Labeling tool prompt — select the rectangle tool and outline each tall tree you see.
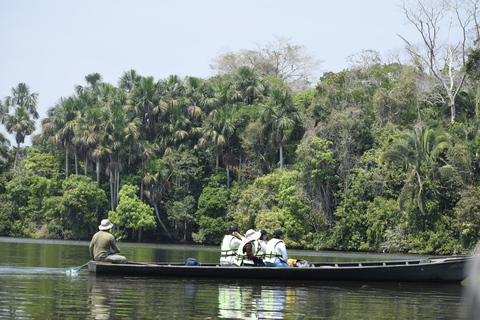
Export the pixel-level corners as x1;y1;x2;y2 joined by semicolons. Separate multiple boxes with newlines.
398;0;480;123
74;106;105;186
42;96;80;177
199;106;236;187
2;83;39;168
118;69;142;93
127;76;163;141
260;89;301;169
381;126;452;215
211;35;322;92
5;108;36;169
143;159;173;240
4;83;39;119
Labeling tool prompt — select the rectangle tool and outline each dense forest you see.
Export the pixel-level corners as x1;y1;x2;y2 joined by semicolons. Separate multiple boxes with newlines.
2;1;480;255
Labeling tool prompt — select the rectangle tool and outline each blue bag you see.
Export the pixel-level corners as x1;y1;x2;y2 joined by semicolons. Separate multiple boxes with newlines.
185;258;201;266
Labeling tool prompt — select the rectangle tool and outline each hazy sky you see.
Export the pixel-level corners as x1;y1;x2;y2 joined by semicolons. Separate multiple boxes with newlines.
0;0;423;144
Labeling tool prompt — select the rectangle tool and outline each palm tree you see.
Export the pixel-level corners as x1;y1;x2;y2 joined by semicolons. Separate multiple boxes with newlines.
127;76;164;141
0;131;12;164
4;83;39;119
5;107;36;168
381;126;452;215
74;106;105;185
75;73;103;95
229;66;266;105
118;69;142;93
260;89;300;169
2;83;39;168
42;96;81;177
138;140;158;201
198;106;236;187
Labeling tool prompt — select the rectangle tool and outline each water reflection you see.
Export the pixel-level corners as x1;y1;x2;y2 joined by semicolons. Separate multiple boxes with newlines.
0;238;469;319
218;284;303;319
88;276;119;319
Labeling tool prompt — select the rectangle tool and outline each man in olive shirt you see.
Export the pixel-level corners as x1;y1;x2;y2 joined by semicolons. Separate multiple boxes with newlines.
89;219;127;264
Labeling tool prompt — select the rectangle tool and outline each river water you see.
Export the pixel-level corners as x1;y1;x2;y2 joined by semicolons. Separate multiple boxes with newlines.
0;237;472;319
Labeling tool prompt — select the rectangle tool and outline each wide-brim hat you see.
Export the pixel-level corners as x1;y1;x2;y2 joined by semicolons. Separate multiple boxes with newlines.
99;219;114;230
244;229;261;242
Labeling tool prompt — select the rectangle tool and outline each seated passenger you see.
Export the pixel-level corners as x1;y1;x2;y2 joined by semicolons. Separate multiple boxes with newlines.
234;229;264;266
89;219;127;264
220;224;245;266
264;229;290;267
256;229;269;261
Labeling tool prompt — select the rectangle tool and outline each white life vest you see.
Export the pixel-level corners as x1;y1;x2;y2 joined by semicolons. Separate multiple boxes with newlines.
264;238;286;264
234;240;258;266
220;235;237;264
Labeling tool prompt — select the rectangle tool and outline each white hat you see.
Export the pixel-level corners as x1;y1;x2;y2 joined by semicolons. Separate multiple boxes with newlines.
244;229;261;242
99;219;114;230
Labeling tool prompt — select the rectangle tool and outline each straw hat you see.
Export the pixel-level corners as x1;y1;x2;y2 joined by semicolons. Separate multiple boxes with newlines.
244;229;261;242
98;219;114;230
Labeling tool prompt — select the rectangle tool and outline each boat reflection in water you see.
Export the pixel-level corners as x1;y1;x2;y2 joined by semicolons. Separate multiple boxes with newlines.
218;284;297;319
87;275;126;320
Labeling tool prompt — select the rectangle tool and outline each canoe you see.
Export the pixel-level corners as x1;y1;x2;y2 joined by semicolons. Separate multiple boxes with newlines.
87;255;472;283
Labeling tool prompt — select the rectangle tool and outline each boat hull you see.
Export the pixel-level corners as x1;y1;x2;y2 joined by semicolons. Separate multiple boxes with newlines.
88;255;471;283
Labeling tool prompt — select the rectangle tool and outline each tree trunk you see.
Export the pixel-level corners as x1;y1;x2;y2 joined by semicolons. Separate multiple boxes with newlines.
109;171;114;211
226;164;230;188
184;220;187;241
66;148;69;178
154;204;172;241
138;226;143;242
279;145;284;169
74;145;78;175
96;160;100;187
84;154;88;175
14;142;20;169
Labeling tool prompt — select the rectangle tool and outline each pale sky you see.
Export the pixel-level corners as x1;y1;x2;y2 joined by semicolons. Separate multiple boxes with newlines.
0;0;424;145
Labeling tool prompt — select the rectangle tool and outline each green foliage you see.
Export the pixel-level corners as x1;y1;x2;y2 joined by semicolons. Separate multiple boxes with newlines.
455;185;480;249
404;216;458;254
362;198;403;252
295;136;338;223
4;58;480;252
109;184;156;240
230;170;311;247
0;194;13;235
43;175;107;239
167;193;196;241
193;183;230;245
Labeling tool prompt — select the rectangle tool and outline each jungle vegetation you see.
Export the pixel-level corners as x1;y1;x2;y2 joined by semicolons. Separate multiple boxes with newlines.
1;1;480;254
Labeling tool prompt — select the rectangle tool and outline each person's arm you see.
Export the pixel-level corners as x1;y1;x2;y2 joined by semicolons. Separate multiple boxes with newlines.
89;234;96;260
230;237;243;249
277;242;288;260
258;241;266;253
232;231;246;241
110;235;121;253
89;241;94;260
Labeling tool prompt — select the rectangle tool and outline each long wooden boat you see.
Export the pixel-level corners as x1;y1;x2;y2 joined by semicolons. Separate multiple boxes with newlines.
87;255;472;283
